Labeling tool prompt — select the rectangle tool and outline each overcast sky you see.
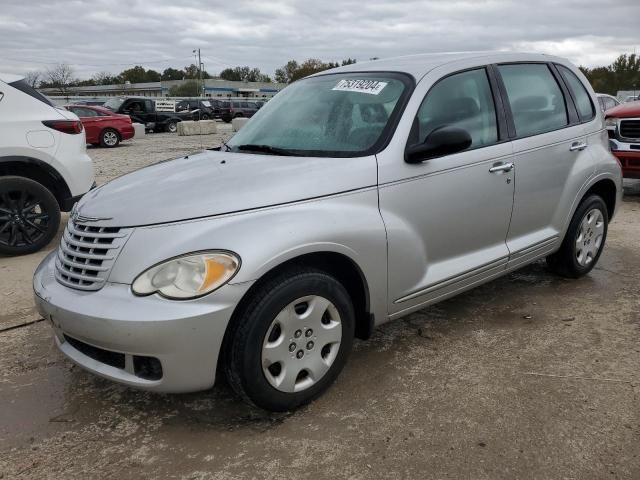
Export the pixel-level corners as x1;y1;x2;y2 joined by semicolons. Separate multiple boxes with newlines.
1;0;639;80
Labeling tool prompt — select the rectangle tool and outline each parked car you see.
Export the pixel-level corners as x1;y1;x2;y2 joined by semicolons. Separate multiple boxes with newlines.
103;97;192;132
34;53;621;411
73;100;106;106
0;73;95;255
176;99;215;120
66;105;135;148
623;95;639;103
596;93;620;112
605;101;640;178
221;100;259;123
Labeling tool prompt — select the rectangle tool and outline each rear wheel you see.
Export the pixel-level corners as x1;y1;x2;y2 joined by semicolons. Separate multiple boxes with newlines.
224;268;355;411
0;176;60;256
99;128;120;147
165;120;178;133
546;195;608;278
201;113;210;120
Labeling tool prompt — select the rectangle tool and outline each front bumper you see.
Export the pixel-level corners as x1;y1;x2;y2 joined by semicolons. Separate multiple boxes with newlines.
610;138;640;179
33;252;252;393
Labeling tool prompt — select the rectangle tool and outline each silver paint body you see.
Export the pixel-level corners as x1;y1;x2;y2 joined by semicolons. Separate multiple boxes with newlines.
33;52;622;392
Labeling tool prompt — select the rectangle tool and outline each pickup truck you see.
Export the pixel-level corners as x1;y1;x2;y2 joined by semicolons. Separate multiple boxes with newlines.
102;97;193;133
606;101;640;178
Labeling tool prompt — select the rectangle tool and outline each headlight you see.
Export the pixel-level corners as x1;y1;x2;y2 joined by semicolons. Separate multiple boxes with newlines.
605;117;618;128
132;251;240;299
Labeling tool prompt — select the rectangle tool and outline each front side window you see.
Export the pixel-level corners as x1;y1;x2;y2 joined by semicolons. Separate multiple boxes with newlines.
227;73;410;157
413;68;498;149
557;65;595;121
498;64;568;137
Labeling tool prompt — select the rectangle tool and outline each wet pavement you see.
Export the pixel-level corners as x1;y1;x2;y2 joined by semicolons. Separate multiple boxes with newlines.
1;158;639;478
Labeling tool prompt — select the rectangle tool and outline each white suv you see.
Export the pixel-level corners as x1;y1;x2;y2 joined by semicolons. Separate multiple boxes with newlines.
0;74;95;255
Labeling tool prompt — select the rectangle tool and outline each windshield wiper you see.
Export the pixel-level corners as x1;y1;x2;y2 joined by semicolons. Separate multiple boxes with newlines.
235;144;300;156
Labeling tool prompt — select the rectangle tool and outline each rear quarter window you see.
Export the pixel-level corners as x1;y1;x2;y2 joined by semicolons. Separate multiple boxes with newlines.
557;65;595;121
9;79;53;106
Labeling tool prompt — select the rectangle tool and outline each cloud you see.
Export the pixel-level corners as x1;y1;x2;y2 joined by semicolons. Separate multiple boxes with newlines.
0;0;638;78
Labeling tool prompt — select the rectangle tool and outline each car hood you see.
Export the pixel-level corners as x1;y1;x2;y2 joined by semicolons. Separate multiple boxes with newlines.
606;102;640;118
75;150;377;227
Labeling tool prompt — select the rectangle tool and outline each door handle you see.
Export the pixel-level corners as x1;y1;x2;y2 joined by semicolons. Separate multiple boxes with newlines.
569;142;587;152
489;162;514;173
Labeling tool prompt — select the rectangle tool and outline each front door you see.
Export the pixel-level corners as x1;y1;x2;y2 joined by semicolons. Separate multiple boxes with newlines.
378;67;515;317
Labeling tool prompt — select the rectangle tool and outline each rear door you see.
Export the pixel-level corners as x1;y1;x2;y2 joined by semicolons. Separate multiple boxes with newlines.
70;106;101;144
495;63;594;268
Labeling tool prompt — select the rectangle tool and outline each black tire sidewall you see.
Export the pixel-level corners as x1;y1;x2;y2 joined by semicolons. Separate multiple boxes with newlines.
0;176;61;256
558;195;609;277
100;129;119;148
230;271;355;411
166;121;177;132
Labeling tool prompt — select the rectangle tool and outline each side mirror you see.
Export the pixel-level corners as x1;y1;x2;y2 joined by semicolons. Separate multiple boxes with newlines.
405;126;472;163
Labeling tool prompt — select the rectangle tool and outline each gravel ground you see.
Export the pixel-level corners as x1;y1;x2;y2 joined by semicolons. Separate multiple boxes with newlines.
0;133;639;479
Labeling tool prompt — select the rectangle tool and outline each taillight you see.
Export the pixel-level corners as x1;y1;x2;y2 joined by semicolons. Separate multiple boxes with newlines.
42;120;83;134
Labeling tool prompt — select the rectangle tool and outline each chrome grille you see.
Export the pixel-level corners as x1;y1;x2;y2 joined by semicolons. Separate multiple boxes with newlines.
619;119;640;140
55;220;131;291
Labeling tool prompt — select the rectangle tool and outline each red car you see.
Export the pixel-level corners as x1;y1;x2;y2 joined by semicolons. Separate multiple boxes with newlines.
65;104;135;148
605;101;640;178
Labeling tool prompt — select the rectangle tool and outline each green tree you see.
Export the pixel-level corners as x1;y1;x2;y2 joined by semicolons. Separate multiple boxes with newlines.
220;66;271;82
119;66;148;83
145;69;161;82
162;67;184;81
168;80;201;97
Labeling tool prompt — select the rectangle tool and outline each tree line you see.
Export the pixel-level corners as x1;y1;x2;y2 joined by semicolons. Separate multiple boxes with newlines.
27;57;360;95
579;54;640;96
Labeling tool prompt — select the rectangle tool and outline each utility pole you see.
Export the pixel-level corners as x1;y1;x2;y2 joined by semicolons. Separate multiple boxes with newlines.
193;48;204;97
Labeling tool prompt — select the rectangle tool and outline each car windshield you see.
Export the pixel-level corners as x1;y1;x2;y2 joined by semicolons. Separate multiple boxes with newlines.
226;73;411;157
103;98;125;111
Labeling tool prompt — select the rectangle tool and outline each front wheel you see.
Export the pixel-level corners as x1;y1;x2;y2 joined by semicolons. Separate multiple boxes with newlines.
0;176;60;256
224;268;355;411
546;195;608;278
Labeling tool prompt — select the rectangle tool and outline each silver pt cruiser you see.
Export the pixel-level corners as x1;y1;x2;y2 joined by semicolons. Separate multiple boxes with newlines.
34;52;622;411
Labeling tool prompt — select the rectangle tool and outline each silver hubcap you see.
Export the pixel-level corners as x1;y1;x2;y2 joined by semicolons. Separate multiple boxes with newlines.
168;123;176;132
262;295;342;393
576;208;604;266
103;131;118;146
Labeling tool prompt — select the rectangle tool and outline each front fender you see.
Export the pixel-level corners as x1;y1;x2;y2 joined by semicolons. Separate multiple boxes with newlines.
108;188;388;323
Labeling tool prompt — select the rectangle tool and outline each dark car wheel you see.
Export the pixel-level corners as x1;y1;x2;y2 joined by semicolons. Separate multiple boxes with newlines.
201;113;210;120
224;267;355;412
0;176;60;256
100;129;120;148
546;194;608;278
165;121;178;133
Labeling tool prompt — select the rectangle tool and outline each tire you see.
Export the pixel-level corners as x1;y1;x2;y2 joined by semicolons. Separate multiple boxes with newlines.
0;176;61;256
165;120;178;133
99;128;120;148
224;267;355;411
201;113;210;120
546;195;608;278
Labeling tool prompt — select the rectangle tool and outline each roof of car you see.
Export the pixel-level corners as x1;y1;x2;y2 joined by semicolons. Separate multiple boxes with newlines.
321;51;567;80
0;73;25;83
66;104;117;115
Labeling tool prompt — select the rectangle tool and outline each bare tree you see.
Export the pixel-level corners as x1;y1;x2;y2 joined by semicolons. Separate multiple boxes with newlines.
45;63;76;95
24;70;42;88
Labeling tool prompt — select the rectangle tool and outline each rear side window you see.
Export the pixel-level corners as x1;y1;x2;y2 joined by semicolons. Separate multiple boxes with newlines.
71;107;98;117
414;68;498;149
498;64;568;137
557;65;595;121
9;79;53;106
